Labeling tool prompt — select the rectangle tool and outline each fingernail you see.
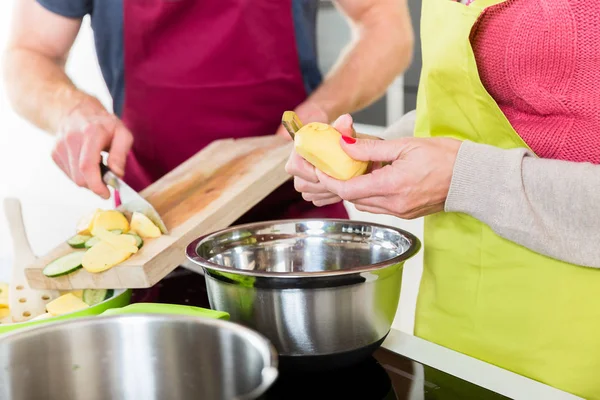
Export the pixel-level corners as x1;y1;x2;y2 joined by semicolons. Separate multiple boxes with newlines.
342;136;356;144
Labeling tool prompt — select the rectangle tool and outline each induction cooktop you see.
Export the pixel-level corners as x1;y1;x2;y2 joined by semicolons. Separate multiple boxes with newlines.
146;268;512;400
261;347;510;399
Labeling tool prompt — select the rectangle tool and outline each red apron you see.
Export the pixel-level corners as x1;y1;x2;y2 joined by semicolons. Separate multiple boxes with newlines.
121;0;348;222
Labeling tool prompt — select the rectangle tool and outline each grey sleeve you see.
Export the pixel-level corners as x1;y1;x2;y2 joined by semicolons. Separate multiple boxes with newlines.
37;0;92;18
446;140;600;268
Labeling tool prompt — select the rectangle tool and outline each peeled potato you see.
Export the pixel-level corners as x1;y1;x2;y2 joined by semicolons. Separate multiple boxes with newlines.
92;210;130;233
294;122;369;181
46;293;89;316
91;227;139;254
76;209;102;235
130;212;161;238
82;241;133;273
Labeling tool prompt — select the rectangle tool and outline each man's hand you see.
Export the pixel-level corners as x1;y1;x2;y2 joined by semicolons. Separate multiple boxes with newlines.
314;136;462;219
275;101;329;140
52;99;133;199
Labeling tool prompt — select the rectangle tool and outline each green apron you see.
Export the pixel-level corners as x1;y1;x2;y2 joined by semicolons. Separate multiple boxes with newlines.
413;0;600;399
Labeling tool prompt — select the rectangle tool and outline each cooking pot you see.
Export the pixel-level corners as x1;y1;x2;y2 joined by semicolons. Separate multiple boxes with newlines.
185;219;421;370
0;303;278;400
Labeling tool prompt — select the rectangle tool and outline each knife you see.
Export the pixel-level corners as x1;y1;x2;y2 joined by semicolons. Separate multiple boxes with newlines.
99;163;168;234
281;111;304;140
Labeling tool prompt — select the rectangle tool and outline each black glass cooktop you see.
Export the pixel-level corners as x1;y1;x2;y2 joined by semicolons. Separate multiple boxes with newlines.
261;347;510;400
140;268;511;400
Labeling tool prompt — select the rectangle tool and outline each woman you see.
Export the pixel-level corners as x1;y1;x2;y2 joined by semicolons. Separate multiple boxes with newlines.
286;0;600;398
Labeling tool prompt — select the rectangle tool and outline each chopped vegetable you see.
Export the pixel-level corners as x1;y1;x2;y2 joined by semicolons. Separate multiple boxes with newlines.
84;236;101;249
0;282;8;308
30;312;53;321
46;293;89;316
76;209;101;235
43;251;85;277
130;212;161;238
82;289;114;306
67;234;92;249
91;227;139;254
92;210;130;233
82;241;133;273
126;232;144;249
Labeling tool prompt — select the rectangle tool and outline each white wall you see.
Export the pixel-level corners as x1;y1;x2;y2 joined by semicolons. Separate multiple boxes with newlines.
0;0;423;334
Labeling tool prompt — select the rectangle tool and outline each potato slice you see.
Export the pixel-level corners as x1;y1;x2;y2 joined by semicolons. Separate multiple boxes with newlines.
82;241;133;273
61;290;84;299
76;209;102;235
92;210;130;233
46;293;89;316
130;212;162;238
0;308;9;318
30;312;53;321
91;227;138;254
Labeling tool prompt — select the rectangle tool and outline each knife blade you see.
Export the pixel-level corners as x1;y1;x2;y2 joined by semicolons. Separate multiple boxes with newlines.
281;110;304;140
99;163;168;234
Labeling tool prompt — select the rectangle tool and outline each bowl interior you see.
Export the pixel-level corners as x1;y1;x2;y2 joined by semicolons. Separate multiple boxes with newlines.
192;220;419;275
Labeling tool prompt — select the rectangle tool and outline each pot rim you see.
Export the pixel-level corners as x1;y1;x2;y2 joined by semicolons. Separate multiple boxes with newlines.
185;218;421;279
0;313;279;399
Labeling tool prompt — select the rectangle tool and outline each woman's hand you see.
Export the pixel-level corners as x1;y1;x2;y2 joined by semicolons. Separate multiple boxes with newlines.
285;114;364;206
52;99;134;199
315;135;462;219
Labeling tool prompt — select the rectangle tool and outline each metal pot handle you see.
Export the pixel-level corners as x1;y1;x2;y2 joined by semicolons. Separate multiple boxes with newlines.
100;303;229;320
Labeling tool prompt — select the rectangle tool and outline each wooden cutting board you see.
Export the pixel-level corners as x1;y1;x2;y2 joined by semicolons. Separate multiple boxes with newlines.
25;135;293;290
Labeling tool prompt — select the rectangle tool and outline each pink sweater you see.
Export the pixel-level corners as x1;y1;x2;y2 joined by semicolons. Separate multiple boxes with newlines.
467;0;600;164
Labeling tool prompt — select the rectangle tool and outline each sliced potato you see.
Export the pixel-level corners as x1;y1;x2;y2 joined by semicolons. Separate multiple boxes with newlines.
82;241;133;273
92;210;129;233
91;227;139;254
66;290;84;299
76;209;102;235
46;293;89;316
30;312;53;321
130;212;161;238
0;308;9;318
0;283;9;309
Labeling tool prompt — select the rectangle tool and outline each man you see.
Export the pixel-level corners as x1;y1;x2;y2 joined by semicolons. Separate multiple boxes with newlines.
3;0;413;223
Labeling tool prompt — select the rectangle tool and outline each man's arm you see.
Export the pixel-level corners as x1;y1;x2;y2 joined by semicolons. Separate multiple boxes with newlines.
446;141;600;268
277;0;414;137
3;0;108;135
311;0;414;119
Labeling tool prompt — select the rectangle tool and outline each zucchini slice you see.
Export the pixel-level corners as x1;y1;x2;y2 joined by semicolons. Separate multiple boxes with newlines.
66;234;92;249
43;251;85;277
126;232;144;249
82;289;114;306
84;236;101;249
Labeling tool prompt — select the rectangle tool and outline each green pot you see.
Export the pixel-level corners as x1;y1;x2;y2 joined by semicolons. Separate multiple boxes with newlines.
0;289;133;335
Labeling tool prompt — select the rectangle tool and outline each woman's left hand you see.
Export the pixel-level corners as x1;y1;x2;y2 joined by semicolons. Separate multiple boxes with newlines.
316;135;462;219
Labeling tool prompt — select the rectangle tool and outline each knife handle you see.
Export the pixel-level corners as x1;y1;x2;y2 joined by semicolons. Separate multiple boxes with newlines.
99;162;118;190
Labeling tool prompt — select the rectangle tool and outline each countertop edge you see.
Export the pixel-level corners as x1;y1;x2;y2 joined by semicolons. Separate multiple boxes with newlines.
381;328;583;400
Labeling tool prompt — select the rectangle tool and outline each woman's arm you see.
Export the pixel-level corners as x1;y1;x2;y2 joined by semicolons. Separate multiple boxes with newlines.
446;141;600;268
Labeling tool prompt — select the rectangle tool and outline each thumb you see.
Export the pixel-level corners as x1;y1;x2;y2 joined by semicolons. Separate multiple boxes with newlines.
331;113;356;138
339;136;407;162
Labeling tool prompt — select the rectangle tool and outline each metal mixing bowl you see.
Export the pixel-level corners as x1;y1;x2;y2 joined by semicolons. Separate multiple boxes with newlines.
186;219;421;369
0;314;278;400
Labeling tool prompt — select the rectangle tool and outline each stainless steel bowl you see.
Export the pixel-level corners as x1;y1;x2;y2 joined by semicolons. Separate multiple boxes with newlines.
186;219;421;368
0;314;278;400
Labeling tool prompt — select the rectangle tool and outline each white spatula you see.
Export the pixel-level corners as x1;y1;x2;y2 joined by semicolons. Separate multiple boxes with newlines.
4;198;60;322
